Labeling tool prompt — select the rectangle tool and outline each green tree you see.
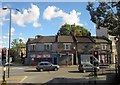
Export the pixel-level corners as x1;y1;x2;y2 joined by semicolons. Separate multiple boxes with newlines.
86;1;120;75
11;38;25;62
57;24;91;36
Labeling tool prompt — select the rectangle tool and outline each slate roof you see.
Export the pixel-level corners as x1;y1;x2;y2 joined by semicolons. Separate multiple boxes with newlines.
76;36;95;43
27;36;56;44
92;36;112;44
57;36;74;43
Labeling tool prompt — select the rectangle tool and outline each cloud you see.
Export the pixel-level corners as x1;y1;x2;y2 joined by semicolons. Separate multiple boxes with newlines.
12;4;41;27
6;27;15;36
3;36;8;39
0;7;9;26
0;41;7;44
11;27;15;33
43;6;82;26
92;33;96;36
1;4;41;28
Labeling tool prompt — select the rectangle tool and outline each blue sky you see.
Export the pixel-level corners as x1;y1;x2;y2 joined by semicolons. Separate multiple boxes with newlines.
1;2;96;48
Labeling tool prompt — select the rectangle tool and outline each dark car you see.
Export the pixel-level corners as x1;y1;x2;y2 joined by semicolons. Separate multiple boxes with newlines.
78;63;100;73
36;61;60;72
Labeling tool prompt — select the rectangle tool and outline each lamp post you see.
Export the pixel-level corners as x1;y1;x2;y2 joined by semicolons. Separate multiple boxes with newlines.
73;41;78;65
2;7;20;78
1;66;6;85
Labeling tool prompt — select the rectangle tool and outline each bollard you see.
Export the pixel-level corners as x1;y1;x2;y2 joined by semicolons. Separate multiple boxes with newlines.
1;66;6;85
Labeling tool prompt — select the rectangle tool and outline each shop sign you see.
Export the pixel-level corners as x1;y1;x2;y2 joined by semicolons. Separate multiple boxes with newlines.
43;54;51;58
37;54;42;58
31;54;36;58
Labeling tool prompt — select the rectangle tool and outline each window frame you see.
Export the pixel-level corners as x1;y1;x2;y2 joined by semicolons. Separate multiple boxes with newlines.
44;43;52;50
63;43;71;50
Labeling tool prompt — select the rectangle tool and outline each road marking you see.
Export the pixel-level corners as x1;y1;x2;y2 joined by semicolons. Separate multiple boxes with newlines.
19;76;28;83
12;67;24;70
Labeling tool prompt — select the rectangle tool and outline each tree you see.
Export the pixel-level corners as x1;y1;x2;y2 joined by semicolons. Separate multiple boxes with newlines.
87;2;120;35
57;24;91;36
86;1;120;76
11;38;25;62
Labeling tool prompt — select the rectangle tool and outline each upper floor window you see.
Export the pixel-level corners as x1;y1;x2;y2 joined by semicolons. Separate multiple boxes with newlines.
101;44;107;50
30;44;36;51
63;43;71;50
44;43;52;50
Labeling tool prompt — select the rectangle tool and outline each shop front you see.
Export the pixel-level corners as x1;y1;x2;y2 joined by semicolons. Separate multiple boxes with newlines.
28;52;59;65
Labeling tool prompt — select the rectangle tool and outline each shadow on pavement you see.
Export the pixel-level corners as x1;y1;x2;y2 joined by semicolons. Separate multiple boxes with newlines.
68;70;81;73
24;70;39;72
41;73;119;85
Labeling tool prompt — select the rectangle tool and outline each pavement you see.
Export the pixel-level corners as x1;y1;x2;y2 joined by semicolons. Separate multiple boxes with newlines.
0;64;119;85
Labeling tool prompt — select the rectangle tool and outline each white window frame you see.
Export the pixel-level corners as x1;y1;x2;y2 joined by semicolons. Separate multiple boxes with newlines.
63;43;71;50
30;44;36;51
101;44;107;50
44;43;52;50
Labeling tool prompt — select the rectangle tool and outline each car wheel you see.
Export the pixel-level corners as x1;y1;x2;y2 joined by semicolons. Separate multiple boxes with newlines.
54;68;58;71
83;70;86;73
40;68;43;72
37;68;40;71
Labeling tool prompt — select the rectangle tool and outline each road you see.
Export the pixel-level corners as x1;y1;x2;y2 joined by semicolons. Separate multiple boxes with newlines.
0;65;116;84
1;66;90;83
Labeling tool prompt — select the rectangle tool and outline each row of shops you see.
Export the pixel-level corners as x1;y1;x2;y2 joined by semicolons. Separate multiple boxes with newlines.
26;51;111;66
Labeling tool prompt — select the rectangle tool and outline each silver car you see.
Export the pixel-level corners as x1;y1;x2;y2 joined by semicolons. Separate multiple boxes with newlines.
78;63;100;73
36;61;60;72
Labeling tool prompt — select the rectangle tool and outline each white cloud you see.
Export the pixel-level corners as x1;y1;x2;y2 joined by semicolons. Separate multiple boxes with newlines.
1;4;41;28
3;36;8;39
12;4;41;27
92;33;96;36
6;27;15;36
43;6;82;26
11;27;15;33
0;41;7;44
0;7;9;26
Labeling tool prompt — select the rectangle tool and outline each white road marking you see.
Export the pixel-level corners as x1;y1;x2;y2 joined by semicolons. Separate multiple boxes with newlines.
19;76;28;83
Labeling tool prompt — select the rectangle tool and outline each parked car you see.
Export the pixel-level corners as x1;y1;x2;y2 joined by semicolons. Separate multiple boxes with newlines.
78;63;100;73
36;61;60;72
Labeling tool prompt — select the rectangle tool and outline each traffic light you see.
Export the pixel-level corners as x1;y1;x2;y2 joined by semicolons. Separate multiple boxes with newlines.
93;51;98;59
2;49;6;65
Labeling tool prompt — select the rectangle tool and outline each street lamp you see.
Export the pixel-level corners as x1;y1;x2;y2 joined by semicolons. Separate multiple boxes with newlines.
73;43;78;65
1;66;6;85
2;7;20;78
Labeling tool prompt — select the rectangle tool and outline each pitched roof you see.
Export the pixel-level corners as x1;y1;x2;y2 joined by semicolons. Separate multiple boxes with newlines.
27;36;56;43
76;36;95;43
92;36;112;44
37;36;56;43
57;36;74;42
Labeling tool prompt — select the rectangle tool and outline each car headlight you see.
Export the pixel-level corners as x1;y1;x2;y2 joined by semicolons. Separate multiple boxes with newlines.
97;67;100;69
57;66;59;68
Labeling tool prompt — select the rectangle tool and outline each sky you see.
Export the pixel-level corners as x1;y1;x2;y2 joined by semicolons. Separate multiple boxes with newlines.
0;2;97;48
